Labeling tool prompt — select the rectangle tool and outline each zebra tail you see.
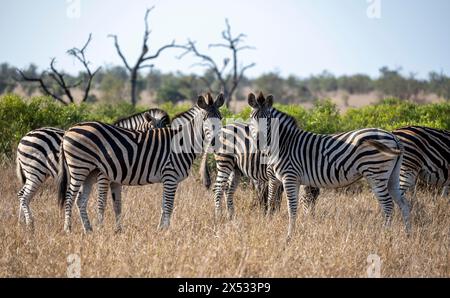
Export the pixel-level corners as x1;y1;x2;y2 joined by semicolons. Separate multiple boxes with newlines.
57;142;69;209
15;156;26;185
199;152;211;189
364;139;402;156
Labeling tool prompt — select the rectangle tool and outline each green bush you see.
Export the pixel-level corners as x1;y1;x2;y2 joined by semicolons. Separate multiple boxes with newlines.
0;95;89;159
341;99;450;132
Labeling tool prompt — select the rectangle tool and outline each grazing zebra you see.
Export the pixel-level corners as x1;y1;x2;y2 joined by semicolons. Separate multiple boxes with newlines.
199;122;283;219
247;92;411;239
16;108;169;230
297;126;450;214
57;93;224;232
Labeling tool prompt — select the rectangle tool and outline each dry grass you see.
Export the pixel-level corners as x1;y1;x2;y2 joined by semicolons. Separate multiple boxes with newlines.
0;163;448;277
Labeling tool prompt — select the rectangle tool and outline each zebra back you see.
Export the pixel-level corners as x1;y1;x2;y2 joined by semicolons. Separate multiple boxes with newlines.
16;127;65;181
393;126;450;187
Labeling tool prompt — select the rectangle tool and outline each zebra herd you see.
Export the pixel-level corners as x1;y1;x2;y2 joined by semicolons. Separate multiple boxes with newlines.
15;92;449;239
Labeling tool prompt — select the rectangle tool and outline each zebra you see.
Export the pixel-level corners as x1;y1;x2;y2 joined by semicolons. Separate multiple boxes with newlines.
16;108;169;231
296;126;450;214
395;126;450;200
199;121;283;220
57;93;224;233
247;92;411;239
114;109;171;130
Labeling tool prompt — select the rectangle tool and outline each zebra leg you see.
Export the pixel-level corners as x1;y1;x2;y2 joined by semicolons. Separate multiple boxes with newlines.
225;170;240;220
110;182;122;232
17;179;41;230
96;174;110;227
253;179;269;211
267;175;282;216
282;175;299;241
299;186;320;216
388;167;412;234
366;177;395;228
213;161;234;220
158;179;178;230
388;177;411;234
389;188;411;234
75;173;96;233
64;173;89;233
400;169;419;209
270;183;284;212
442;186;449;197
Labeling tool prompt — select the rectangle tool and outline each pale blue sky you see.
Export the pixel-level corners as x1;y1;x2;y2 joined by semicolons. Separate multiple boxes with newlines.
1;0;449;78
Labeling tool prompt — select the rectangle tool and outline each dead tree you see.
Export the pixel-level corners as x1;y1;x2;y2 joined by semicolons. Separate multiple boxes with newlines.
108;7;186;106
17;34;100;105
180;19;255;107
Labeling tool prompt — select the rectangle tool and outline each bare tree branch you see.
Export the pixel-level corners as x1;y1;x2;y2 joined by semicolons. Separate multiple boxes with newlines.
237;45;256;51
142;40;186;61
67;33;101;102
182;19;255;107
16;33;99;104
238;63;256;81
138;64;155;69
49;58;75;103
208;43;229;49
183;40;227;90
107;34;132;71
16;69;67;105
108;7;187;106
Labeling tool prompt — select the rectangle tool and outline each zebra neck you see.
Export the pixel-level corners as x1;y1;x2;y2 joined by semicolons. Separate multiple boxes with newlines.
272;109;302;148
174;110;207;157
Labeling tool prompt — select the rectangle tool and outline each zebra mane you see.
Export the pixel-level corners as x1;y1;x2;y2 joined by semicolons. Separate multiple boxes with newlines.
172;106;199;122
113;108;170;126
171;106;202;129
271;108;298;129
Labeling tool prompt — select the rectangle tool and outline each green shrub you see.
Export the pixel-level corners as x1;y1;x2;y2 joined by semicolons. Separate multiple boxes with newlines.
304;100;341;133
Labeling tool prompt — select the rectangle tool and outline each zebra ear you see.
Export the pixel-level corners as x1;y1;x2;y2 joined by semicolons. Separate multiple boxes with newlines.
214;93;225;108
266;95;274;107
248;93;258;108
197;95;208;110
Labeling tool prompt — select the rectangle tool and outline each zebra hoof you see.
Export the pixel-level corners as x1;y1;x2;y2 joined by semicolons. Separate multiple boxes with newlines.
97;219;104;228
157;223;170;231
285;234;292;245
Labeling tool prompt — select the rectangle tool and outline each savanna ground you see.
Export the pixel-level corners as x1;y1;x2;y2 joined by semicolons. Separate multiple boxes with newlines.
0;163;448;277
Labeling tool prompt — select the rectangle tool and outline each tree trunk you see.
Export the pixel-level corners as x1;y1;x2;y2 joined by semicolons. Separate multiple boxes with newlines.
223;89;230;109
130;69;138;106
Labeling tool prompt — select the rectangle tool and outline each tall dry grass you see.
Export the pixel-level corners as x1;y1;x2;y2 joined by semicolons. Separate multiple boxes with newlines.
0;163;448;277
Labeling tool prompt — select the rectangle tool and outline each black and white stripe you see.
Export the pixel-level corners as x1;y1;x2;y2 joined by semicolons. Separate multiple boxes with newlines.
15;108;169;230
114;108;170;129
299;126;450;214
394;126;450;197
200;122;282;219
247;92;411;239
57;94;224;232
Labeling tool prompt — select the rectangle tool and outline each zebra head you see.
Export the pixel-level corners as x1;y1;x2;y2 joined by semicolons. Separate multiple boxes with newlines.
248;92;274;153
197;92;225;150
142;111;166;129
